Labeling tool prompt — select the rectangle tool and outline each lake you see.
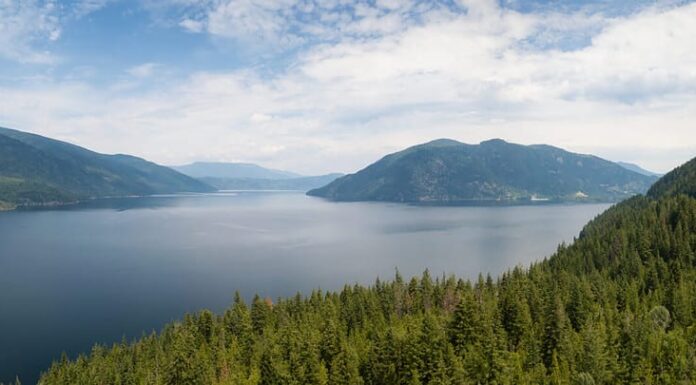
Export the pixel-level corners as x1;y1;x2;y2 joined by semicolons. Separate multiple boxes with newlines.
0;191;609;384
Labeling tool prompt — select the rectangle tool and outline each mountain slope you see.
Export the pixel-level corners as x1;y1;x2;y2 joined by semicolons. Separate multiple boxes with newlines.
0;127;213;208
172;162;301;179
0;132;81;207
308;138;657;203
647;156;696;199
36;157;696;385
617;161;662;177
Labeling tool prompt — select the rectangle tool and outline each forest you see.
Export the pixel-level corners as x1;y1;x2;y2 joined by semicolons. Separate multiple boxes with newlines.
22;158;696;385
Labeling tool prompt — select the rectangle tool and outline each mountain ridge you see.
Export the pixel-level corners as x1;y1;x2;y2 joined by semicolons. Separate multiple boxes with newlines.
172;162;302;180
617;161;662;177
308;138;657;203
0;127;213;209
201;173;343;192
647;156;696;199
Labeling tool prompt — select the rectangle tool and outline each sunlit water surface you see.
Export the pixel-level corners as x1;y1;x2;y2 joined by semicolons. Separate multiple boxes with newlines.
0;192;610;383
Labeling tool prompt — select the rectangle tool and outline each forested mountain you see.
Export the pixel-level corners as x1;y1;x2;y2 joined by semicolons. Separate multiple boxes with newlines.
308;139;657;203
647;157;696;199
0;127;213;209
32;156;696;385
173;162;301;180
201;174;343;192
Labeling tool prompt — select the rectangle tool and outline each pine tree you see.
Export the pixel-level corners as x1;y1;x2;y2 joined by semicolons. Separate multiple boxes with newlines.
329;344;364;385
165;330;204;385
542;294;567;370
259;348;286;385
448;292;481;356
251;294;273;334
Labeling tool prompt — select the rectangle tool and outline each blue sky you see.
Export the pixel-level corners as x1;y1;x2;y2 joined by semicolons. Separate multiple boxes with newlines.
1;0;695;174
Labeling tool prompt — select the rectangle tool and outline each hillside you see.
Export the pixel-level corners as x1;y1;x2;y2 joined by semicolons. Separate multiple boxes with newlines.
617;161;662;177
201;174;343;191
0;127;213;209
172;162;301;180
647;156;696;199
308;139;657;203
34;156;696;385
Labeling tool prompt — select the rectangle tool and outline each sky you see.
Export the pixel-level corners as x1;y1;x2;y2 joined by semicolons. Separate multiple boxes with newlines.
0;0;695;174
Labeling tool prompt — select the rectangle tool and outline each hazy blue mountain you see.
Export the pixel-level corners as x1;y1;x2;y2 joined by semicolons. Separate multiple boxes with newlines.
308;138;658;203
201;173;343;191
617;161;662;177
172;162;301;179
0;127;213;209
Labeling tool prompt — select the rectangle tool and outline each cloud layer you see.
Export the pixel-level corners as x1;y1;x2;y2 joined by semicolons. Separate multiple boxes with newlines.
0;0;62;63
0;0;695;174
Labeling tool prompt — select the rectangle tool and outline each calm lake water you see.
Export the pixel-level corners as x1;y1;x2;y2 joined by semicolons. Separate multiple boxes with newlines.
0;192;609;384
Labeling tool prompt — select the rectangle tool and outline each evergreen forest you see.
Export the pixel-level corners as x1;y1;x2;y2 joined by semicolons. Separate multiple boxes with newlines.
27;157;696;385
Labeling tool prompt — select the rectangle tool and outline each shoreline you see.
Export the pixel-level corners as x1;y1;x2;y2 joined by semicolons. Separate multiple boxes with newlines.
2;200;80;212
0;192;623;214
306;195;628;207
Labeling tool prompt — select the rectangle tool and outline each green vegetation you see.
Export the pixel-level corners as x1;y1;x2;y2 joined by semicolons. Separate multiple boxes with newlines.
31;157;696;384
648;157;696;199
0;176;76;208
0;127;213;208
308;139;657;203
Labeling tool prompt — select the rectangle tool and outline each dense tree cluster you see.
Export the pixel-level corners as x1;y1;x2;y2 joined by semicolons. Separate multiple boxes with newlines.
648;157;696;199
25;161;696;385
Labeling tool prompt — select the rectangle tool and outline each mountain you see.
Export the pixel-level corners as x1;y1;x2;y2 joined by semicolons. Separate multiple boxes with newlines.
308;138;657;203
617;161;662;177
173;162;341;192
201;173;343;191
647;156;696;199
172;162;301;179
0;127;213;209
38;157;696;385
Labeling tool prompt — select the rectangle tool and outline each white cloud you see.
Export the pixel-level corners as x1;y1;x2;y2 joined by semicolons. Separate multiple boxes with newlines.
0;0;112;63
206;0;289;39
250;113;273;123
169;0;427;47
0;0;61;63
179;18;204;32
127;63;160;78
1;1;695;174
70;0;112;18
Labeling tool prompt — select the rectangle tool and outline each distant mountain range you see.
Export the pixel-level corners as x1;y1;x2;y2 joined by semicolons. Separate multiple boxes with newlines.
201;174;343;191
308;139;658;203
173;162;342;191
0;129;664;209
0;127;213;209
616;161;662;177
172;162;301;180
